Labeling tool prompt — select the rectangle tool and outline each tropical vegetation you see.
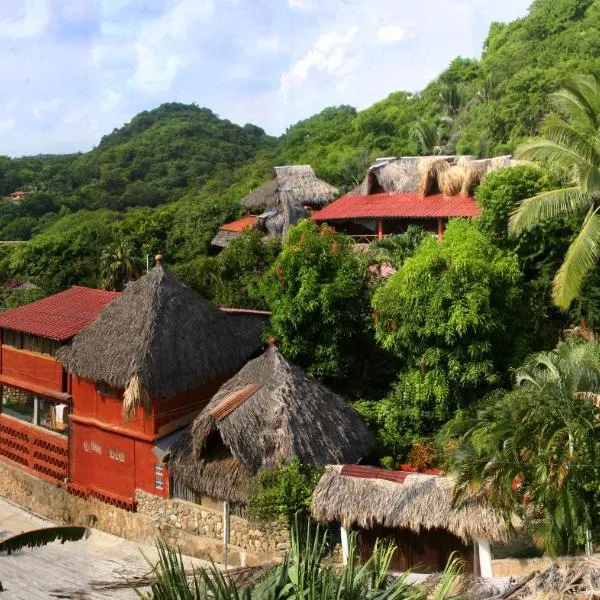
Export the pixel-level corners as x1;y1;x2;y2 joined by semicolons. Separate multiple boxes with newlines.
138;520;463;599
2;0;600;557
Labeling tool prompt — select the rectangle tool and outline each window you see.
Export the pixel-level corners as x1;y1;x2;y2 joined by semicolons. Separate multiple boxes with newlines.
1;385;69;435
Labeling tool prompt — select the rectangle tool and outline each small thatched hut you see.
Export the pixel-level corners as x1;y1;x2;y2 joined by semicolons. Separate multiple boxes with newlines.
311;465;507;575
167;344;373;506
241;165;338;211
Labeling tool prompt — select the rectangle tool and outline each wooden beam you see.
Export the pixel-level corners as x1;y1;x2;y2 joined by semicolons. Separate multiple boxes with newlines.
437;218;443;241
377;219;383;240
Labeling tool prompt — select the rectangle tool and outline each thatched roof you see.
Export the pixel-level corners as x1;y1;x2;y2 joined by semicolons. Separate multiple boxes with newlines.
255;192;309;240
354;155;518;197
58;262;262;418
211;229;242;248
168;345;373;503
241;166;338;210
310;465;507;543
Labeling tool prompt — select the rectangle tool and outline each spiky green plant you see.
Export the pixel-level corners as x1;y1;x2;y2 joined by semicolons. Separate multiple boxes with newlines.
510;73;600;309
137;518;464;599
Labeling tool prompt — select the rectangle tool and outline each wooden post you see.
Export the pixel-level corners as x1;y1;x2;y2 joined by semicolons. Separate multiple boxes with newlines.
223;500;230;569
477;539;493;577
340;525;349;565
437;218;443;241
377;219;383;240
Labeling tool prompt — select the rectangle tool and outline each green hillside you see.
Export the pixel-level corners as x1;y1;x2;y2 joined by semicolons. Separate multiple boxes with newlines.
1;0;599;291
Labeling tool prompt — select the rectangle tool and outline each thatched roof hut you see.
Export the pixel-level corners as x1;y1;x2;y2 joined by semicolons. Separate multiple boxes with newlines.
58;261;262;418
241;166;338;211
310;465;507;544
167;344;373;503
354;155;517;197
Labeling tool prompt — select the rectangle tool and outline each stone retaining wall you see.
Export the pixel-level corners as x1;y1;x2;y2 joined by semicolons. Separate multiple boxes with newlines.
136;490;290;555
0;460;286;566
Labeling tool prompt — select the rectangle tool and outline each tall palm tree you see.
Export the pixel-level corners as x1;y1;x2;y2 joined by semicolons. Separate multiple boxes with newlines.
100;241;140;291
510;73;600;310
443;340;600;555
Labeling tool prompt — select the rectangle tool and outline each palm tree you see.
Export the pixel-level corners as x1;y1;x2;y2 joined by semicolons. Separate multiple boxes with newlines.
443;340;600;555
510;73;600;310
100;241;140;291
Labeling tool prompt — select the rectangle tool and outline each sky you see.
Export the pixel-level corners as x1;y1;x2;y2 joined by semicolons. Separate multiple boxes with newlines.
0;0;533;157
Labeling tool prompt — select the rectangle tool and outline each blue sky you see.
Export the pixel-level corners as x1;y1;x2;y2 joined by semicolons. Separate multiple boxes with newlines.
0;0;532;157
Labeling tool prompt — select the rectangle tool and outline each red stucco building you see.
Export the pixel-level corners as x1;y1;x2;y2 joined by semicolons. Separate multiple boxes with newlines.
0;263;263;510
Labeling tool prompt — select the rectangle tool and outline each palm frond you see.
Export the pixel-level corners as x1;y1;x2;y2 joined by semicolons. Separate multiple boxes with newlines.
509;186;584;234
553;209;600;309
0;526;87;555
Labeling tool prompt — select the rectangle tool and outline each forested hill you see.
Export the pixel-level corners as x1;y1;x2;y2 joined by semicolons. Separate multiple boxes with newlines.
0;0;599;291
0;103;273;239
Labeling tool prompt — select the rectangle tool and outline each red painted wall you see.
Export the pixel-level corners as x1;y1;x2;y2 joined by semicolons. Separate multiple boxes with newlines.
71;377;151;435
71;421;135;501
1;346;63;392
69;375;231;502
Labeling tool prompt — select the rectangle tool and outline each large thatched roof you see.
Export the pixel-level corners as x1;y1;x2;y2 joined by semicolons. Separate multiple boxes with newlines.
58;262;262;417
353;155;518;197
168;345;373;503
241;165;338;210
310;465;507;543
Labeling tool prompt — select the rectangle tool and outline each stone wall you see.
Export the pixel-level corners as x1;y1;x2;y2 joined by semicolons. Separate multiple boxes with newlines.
0;460;286;566
136;490;290;555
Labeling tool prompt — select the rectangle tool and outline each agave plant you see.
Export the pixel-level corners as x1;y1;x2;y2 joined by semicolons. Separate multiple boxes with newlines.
137;518;463;600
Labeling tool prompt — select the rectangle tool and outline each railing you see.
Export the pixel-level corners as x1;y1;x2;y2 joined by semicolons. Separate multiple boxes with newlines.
349;234;392;243
0;414;68;484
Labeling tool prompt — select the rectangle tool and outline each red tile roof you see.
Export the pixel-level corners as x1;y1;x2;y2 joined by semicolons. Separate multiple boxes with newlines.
219;215;257;233
340;464;411;484
0;286;120;341
310;192;480;221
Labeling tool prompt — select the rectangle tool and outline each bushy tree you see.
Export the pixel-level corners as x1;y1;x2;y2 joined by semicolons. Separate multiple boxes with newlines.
365;220;524;457
262;220;371;381
212;229;281;309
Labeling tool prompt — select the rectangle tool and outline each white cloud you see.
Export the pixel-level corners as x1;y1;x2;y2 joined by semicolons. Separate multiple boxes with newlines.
131;0;215;93
256;34;281;55
377;25;405;44
0;0;50;39
100;90;123;112
226;64;252;80
0;118;16;133
281;26;359;91
32;98;61;119
288;0;312;10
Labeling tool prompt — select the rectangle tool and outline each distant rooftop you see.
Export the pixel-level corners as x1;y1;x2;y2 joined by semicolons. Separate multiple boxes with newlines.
0;286;120;341
311;192;480;221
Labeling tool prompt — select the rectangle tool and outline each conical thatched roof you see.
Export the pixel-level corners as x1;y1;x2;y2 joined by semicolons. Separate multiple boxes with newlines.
241;165;338;210
168;345;373;503
353;155;519;197
58;262;262;417
310;465;507;543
